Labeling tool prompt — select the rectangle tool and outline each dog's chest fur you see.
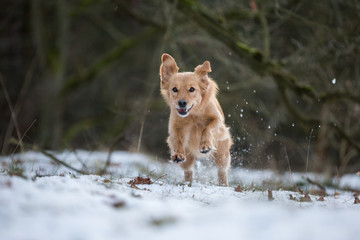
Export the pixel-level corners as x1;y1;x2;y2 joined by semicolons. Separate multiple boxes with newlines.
172;114;210;154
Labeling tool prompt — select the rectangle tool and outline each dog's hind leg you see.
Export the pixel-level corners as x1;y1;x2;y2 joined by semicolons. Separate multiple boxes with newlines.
214;139;231;186
180;153;196;185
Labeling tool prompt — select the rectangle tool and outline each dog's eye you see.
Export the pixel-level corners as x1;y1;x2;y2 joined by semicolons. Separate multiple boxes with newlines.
172;87;178;92
189;87;195;92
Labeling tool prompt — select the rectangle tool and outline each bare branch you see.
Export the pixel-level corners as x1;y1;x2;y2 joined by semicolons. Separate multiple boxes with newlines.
61;28;160;95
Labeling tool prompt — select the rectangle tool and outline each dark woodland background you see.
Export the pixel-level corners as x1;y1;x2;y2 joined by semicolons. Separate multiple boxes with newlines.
1;0;359;176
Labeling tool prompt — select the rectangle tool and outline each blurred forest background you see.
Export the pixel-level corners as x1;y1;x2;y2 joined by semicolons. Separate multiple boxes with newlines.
1;0;359;176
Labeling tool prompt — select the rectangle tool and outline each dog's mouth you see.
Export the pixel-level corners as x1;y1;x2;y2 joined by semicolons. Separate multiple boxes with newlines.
176;105;193;117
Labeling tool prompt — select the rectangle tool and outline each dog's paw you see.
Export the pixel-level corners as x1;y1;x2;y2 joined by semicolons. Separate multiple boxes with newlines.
199;142;213;154
171;153;185;163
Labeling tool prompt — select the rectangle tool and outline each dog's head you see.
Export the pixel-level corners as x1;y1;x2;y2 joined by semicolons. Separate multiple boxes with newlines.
160;53;212;118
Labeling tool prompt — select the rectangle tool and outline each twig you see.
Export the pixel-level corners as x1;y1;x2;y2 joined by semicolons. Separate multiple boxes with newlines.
40;150;86;174
100;118;146;175
32;172;54;181
72;150;89;172
284;146;294;186
11;119;37;156
0;73;23;152
258;7;270;62
306;177;326;195
153;174;168;183
305;129;313;175
285;146;291;173
2;58;36;154
136;120;145;153
99;132;126;175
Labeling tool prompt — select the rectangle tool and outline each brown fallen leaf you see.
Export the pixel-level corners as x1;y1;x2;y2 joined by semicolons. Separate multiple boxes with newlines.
112;200;126;208
354;193;360;204
6;180;12;188
128;177;153;185
289;194;296;201
128;177;152;191
300;193;312;202
234;184;243;192
298;187;304;194
310;189;326;197
317;196;325;202
268;190;274;201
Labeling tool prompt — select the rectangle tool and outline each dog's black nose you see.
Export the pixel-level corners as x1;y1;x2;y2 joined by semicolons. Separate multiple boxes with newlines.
178;99;187;108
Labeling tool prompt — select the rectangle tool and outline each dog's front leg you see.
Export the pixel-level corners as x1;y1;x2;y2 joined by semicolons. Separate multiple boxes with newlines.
167;129;186;163
200;118;219;154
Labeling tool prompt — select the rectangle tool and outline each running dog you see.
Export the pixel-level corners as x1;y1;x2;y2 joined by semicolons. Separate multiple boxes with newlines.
160;53;233;186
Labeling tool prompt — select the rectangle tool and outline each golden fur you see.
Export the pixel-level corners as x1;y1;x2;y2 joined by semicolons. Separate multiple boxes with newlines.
160;53;233;186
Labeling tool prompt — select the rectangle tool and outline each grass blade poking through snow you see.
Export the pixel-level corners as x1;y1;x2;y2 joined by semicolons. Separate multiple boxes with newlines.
40;150;86;175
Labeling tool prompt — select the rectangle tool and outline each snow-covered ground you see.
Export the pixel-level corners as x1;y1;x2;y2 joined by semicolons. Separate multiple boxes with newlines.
0;151;360;240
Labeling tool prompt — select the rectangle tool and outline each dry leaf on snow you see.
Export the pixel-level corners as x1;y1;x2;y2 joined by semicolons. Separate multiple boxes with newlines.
268;190;274;201
128;177;153;185
300;193;312;202
234;184;243;192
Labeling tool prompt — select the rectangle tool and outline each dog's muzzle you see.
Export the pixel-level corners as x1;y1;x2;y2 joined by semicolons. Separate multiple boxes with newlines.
177;105;193;117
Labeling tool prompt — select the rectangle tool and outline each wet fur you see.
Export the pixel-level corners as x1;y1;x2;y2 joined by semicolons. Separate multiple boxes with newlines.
160;53;233;186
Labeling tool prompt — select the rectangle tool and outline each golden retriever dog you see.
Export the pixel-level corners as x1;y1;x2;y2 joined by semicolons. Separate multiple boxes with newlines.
160;53;233;186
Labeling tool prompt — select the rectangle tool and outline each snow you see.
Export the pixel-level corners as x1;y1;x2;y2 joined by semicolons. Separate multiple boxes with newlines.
338;173;360;190
1;151;360;240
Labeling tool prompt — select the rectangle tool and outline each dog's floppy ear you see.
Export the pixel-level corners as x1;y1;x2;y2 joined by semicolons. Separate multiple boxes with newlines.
160;53;179;87
195;61;212;88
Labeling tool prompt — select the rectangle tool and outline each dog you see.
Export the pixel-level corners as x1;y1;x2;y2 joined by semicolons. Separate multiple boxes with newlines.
160;53;233;186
